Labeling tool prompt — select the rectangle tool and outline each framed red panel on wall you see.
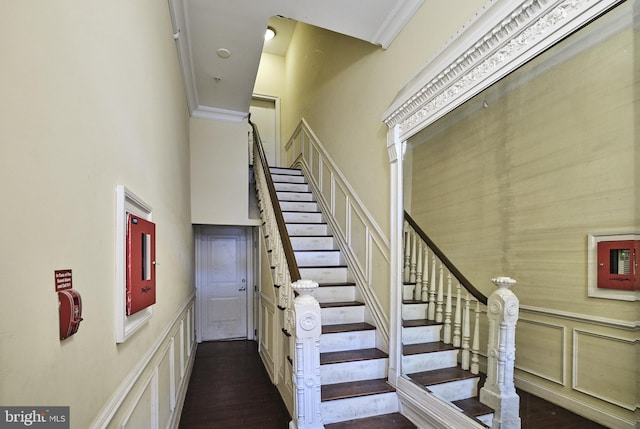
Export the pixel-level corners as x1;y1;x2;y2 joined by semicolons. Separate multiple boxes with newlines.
597;240;639;291
126;213;156;315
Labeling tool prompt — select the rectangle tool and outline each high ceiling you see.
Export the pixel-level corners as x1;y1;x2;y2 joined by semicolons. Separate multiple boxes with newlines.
168;0;423;121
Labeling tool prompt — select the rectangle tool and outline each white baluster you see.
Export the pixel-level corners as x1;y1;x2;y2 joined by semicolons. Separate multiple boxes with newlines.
409;231;417;284
414;241;423;301
461;292;470;370
443;273;452;344
427;256;437;320
435;262;444;323
471;299;480;375
421;246;429;302
403;224;411;283
480;277;521;429
453;283;462;347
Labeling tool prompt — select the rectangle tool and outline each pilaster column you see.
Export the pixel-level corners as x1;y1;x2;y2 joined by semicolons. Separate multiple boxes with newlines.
480;277;521;429
289;280;324;429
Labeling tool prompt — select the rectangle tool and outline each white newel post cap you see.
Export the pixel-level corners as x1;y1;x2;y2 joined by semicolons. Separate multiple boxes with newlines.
292;279;319;303
491;276;517;290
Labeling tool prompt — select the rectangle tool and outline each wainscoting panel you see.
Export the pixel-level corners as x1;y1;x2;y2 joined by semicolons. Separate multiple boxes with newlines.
573;330;637;411
259;293;277;382
91;295;196;429
515;319;565;385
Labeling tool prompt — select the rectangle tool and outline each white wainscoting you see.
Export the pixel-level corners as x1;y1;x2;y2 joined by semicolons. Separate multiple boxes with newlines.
90;294;197;429
285;119;391;348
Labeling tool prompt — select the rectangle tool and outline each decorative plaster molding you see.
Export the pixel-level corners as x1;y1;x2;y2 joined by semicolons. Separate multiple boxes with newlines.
192;105;248;122
383;0;623;139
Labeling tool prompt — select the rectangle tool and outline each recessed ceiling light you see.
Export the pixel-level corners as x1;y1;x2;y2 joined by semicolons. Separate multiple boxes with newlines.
265;27;276;41
216;48;231;58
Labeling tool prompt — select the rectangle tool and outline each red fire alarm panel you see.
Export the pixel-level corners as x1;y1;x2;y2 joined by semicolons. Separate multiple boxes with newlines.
597;240;639;291
126;214;156;315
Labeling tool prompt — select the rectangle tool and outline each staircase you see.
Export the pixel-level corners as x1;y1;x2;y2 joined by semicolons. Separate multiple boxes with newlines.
400;284;494;426
269;166;496;427
270;167;414;428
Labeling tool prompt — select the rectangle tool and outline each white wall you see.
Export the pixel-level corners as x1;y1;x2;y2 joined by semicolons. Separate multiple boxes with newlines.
190;118;261;226
0;1;195;427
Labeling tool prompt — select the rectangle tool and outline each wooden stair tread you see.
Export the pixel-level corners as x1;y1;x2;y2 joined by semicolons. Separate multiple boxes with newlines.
322;322;375;334
403;299;428;305
324;413;416;429
321;348;388;365
320;301;364;308
289;234;335;238
299;264;348;269
322;378;394;402
408;366;477;386
402;319;441;328
403;342;456;355
318;282;356;287
452;397;494;417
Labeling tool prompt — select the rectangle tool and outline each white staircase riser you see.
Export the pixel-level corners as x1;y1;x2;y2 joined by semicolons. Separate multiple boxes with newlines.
276;191;314;202
299;267;348;284
320;392;399;424
284;212;323;223
321;359;388;385
320;330;376;353
321;306;364;325
280;201;318;212
477;413;494;426
271;174;307;184
312;285;355;302
290;236;336;250
402;303;428;320
403;284;425;301
286;223;328;236
402;350;459;374
427;378;478;402
274;182;309;193
295;251;342;266
402;325;442;345
270;168;302;176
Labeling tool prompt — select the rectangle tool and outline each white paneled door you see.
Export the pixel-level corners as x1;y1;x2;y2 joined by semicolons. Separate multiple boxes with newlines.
196;226;248;341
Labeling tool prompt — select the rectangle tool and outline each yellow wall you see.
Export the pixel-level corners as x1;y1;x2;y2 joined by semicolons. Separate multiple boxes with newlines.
407;5;637;426
281;0;487;238
0;1;194;427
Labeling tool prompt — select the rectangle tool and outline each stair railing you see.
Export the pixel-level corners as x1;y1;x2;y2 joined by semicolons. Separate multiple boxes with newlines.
403;211;520;428
249;119;324;429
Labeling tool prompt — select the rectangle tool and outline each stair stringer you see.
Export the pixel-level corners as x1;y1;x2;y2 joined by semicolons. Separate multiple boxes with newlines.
396;377;488;429
293;158;390;352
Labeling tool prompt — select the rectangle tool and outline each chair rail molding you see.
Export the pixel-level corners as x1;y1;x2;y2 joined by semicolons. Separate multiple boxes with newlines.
382;0;624;141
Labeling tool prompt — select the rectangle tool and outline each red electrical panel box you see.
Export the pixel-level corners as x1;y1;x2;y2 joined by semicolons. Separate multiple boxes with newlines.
126;214;156;315
597;240;639;291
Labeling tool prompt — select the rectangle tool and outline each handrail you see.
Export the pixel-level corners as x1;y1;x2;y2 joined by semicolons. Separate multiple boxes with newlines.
249;118;301;282
404;211;487;305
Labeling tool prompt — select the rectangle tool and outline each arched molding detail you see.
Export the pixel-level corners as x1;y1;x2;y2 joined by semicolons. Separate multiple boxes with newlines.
382;0;623;140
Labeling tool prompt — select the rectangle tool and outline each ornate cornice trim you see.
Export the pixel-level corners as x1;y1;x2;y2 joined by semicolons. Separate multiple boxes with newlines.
383;0;623;140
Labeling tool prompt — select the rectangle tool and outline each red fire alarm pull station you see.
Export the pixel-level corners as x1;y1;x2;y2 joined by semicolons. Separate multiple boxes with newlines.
56;269;83;340
597;240;640;291
126;214;156;315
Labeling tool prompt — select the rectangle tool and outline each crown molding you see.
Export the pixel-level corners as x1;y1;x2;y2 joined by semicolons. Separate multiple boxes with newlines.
191;106;249;122
371;0;424;49
383;0;624;140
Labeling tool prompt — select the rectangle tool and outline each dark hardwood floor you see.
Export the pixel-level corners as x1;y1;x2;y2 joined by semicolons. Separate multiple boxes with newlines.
178;340;608;428
178;340;291;429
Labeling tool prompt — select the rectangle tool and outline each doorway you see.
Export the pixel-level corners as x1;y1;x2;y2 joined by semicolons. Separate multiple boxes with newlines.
195;225;255;342
250;95;280;167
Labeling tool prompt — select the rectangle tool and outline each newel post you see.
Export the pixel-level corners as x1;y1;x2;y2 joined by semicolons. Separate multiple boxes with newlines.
289;280;324;429
480;277;521;429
